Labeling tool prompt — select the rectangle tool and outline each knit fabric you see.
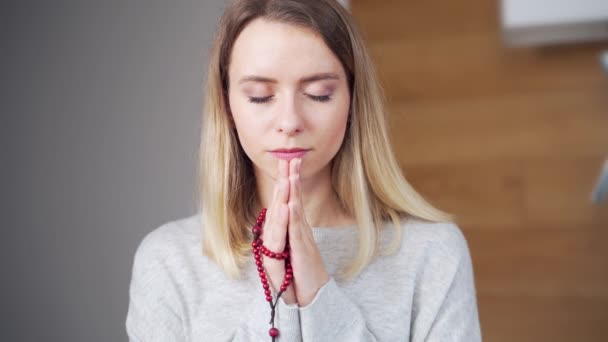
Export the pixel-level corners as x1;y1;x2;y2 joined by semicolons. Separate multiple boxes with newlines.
126;214;482;341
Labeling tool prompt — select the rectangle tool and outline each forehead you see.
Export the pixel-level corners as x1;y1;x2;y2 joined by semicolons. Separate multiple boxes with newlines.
229;18;343;81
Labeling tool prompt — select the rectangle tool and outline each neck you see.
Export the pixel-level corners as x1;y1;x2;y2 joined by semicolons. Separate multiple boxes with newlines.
255;165;352;228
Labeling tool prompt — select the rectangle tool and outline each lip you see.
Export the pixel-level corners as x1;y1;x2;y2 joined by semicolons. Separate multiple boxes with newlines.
270;148;310;160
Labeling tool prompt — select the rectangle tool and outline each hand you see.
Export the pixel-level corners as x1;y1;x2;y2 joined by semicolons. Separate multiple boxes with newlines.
261;159;297;304
287;158;330;307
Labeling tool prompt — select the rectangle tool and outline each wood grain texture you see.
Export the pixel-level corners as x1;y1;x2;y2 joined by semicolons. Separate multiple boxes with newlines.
478;295;608;342
352;0;608;340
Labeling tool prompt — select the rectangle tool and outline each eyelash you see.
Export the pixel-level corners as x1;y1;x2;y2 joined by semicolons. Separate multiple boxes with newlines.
248;95;332;104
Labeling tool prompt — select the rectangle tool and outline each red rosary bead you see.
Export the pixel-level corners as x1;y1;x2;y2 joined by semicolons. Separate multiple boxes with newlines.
260;245;290;260
252;207;292;341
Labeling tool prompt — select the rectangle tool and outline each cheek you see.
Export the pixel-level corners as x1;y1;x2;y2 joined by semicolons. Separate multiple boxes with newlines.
327;116;348;148
234;119;261;158
325;99;350;144
315;107;349;159
229;98;255;151
229;97;271;160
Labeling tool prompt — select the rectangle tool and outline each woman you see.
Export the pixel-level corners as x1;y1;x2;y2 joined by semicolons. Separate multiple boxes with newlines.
126;0;482;341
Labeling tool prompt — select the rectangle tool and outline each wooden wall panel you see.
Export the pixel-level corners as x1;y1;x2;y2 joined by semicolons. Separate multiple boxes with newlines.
479;296;608;342
352;0;608;340
470;228;608;297
391;90;608;163
368;33;607;101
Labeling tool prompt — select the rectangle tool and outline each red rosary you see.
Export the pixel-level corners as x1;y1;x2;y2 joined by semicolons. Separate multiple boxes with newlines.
251;208;293;341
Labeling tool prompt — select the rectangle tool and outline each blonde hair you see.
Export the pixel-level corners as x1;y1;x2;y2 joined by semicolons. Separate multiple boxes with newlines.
198;0;452;280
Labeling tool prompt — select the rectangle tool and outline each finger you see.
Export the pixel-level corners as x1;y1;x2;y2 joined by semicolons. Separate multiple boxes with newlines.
277;203;289;239
265;160;289;250
288;200;303;242
266;159;287;223
264;169;281;229
277;159;289;205
288;158;304;240
289;158;302;205
279;158;289;180
268;159;289;236
270;179;289;242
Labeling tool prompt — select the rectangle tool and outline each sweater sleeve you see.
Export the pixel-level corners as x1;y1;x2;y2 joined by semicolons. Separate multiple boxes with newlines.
299;277;379;341
411;223;482;342
233;292;302;341
126;232;188;342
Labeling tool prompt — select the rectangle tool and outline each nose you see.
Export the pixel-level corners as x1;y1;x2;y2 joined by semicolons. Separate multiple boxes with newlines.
276;95;303;136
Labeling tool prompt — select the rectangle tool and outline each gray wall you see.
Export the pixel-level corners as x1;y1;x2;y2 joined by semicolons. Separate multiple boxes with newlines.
2;1;225;340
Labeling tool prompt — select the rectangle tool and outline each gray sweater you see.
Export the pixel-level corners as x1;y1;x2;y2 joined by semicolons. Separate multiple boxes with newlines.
126;215;482;341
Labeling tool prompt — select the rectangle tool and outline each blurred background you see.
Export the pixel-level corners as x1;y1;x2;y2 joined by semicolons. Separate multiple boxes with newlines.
2;0;607;341
351;0;608;341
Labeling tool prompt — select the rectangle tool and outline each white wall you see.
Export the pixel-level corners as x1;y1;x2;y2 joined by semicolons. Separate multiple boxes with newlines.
2;1;225;340
501;0;608;45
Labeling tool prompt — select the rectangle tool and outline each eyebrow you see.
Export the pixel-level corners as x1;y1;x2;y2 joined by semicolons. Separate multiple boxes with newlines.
238;72;340;85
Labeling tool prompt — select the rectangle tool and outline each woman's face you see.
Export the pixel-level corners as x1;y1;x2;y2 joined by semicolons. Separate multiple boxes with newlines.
227;18;350;181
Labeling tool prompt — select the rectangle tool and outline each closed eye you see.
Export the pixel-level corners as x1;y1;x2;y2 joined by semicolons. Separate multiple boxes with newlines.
248;94;332;104
307;94;332;102
248;96;273;104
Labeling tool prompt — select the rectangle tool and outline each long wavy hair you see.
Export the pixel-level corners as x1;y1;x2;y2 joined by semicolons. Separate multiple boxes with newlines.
198;0;452;280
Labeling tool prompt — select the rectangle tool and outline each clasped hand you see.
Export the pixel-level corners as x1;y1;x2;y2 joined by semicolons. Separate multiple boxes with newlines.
261;158;330;307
